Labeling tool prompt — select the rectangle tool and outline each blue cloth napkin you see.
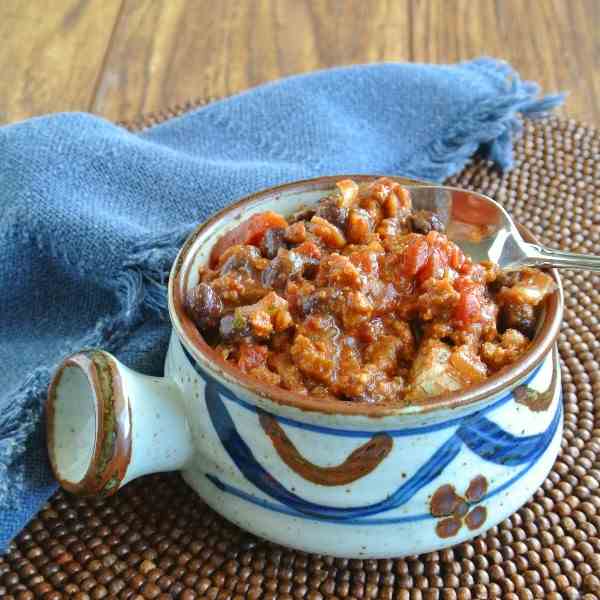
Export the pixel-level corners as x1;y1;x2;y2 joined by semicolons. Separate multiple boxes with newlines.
0;58;563;551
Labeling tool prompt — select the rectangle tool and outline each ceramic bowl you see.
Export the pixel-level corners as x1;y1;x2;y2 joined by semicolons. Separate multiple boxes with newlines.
46;175;564;558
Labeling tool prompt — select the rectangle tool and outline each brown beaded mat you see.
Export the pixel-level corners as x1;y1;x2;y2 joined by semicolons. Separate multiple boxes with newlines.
2;113;600;600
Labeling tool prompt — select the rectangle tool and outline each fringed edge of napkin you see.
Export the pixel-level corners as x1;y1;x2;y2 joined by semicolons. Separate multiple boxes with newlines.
0;225;193;508
414;58;566;181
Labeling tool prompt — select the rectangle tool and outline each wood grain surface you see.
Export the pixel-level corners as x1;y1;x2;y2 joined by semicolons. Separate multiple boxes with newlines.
0;0;123;123
1;0;598;126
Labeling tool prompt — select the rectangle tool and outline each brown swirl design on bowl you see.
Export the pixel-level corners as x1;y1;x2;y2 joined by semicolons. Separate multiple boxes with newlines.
259;412;392;486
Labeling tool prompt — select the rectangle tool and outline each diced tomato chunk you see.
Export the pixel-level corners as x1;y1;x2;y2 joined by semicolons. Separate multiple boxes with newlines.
403;237;430;277
238;344;269;372
294;240;321;259
453;277;487;326
448;242;466;271
209;212;288;267
453;276;473;293
425;230;445;247
417;247;448;284
454;290;482;325
350;250;379;275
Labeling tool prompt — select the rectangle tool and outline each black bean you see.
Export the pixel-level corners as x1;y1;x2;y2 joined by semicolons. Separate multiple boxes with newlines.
301;257;319;280
316;199;349;230
501;303;536;338
407;210;445;234
299;293;320;318
489;269;520;293
219;245;261;274
289;207;316;223
495;270;520;288
260;227;287;259
186;283;223;331
261;250;305;290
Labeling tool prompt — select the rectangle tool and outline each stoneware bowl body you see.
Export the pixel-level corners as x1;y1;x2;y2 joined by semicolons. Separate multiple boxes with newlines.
47;176;564;558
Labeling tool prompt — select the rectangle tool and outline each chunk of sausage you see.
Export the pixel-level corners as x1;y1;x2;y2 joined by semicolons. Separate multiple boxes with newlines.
346;208;372;244
284;222;307;244
290;334;335;384
481;329;529;370
310;216;347;249
367;178;412;211
317;253;362;289
241;292;293;338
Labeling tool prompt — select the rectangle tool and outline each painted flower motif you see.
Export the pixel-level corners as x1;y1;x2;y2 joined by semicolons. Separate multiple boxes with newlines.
430;475;488;538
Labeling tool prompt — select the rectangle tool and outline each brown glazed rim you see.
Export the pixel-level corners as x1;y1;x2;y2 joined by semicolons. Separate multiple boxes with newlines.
169;175;564;419
46;351;132;496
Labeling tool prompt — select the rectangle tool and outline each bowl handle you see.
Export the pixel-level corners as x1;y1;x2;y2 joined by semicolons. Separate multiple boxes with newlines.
46;350;193;496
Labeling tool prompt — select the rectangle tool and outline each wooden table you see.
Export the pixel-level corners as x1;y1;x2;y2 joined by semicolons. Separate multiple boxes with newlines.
1;0;598;126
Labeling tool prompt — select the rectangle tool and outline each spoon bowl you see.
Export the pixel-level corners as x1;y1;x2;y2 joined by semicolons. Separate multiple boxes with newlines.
406;185;600;271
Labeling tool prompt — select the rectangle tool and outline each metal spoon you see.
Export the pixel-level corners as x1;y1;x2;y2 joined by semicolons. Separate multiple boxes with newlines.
405;185;600;272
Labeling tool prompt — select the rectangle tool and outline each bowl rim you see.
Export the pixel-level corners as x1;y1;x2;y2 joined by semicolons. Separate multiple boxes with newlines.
168;175;563;418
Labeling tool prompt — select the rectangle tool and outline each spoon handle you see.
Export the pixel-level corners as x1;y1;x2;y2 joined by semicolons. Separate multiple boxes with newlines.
524;244;600;272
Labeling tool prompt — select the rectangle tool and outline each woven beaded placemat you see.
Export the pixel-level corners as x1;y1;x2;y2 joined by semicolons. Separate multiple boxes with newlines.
1;113;599;600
